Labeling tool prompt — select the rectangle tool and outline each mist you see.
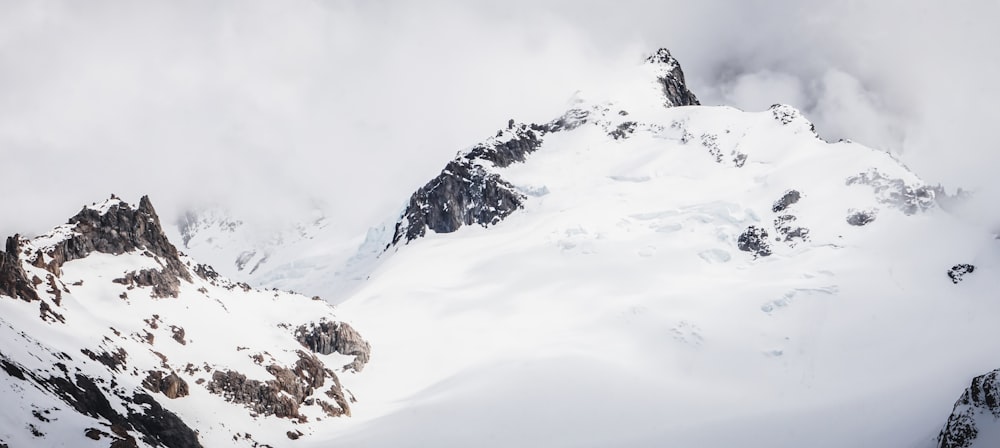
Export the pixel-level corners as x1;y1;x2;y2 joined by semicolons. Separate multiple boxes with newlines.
2;0;998;238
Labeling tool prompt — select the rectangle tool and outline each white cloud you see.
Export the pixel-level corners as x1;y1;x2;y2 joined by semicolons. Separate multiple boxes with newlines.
1;0;998;237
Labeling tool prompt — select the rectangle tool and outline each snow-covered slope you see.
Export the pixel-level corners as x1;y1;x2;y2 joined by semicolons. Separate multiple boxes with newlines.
7;47;998;448
0;196;370;447
302;49;1000;447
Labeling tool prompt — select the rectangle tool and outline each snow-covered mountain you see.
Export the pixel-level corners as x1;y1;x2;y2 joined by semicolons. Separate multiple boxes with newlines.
319;49;1000;447
4;48;1000;447
0;196;370;447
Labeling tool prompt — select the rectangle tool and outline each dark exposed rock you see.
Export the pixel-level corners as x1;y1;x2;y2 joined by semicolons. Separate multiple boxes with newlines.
737;226;772;258
769;104;816;135
464;123;545;168
142;370;189;399
128;393;201;448
208;370;296;418
207;351;349;420
81;347;127;372
733;153;748;167
772;190;802;213
85;428;107;440
609;121;638;140
170;326;186;345
193;264;219;281
38;300;65;323
295;321;371;372
544;108;590;133
645;48;700;107
0;353;201;448
44;274;63;306
31;196;191;284
773;215;809;247
938;369;1000;448
847;209;877;226
113;268;181;298
390;161;525;245
32;409;51;422
948;264;975;284
0;235;40;302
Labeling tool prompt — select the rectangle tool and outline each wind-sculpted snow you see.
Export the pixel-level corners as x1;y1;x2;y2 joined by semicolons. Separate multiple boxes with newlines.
0;196;369;447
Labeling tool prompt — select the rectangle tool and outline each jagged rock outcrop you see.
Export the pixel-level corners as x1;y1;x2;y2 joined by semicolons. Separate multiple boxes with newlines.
390;49;700;246
207;351;350;419
296;321;371;372
30;195;190;284
465;121;546;168
645;48;700;107
737;226;772;258
113;269;182;298
938;369;1000;448
948;264;975;284
142;371;190;399
391;160;526;245
0;235;40;302
772;190;802;213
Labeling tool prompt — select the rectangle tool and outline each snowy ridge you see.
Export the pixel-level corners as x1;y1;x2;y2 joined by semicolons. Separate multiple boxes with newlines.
0;196;370;447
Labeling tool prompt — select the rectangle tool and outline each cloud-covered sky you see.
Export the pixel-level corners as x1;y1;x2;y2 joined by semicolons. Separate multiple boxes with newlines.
2;0;998;238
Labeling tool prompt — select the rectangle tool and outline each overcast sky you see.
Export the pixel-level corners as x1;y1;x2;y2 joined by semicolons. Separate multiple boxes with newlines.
2;0;998;238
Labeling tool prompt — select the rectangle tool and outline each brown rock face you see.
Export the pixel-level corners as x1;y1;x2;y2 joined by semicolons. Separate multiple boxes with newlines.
33;196;190;284
142;371;190;399
113;269;182;298
295;321;371;372
0;235;40;302
207;351;350;419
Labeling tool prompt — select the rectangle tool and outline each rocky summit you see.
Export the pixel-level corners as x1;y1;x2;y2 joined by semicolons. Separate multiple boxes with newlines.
0;196;369;447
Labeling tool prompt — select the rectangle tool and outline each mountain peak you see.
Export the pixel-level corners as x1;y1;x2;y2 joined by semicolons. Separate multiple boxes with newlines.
387;49;702;247
1;195;192;300
645;47;678;66
645;47;699;107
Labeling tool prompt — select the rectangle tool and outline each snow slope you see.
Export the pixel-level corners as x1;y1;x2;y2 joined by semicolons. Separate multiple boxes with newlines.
299;51;1000;447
